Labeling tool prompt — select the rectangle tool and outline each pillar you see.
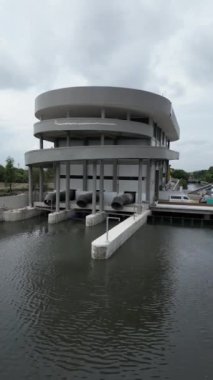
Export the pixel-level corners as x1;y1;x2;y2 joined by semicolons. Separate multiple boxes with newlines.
83;161;88;191
40;137;43;149
138;159;143;204
55;163;60;212
101;108;105;118
113;160;118;192
99;160;104;211
166;160;170;183
66;132;70;147
28;166;33;207
39;167;44;202
92;161;97;214
65;162;70;210
100;134;105;145
146;160;151;202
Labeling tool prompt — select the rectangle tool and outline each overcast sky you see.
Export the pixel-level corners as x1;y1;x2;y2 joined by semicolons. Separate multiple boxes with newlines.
0;0;212;171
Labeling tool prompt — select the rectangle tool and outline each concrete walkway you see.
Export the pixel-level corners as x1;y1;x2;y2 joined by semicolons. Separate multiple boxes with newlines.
91;210;151;259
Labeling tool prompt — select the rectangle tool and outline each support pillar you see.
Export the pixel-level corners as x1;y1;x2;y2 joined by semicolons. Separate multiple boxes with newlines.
138;159;143;204
65;162;70;210
100;134;105;145
66;132;70;147
146;160;151;203
40;137;43;149
83;161;88;191
101;108;105;118
100;160;104;211
55;163;60;212
92;161;97;214
166;160;170;183
28;166;33;207
113;160;118;192
39;167;44;202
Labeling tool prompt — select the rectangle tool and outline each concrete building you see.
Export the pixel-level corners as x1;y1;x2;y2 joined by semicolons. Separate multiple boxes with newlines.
25;86;179;214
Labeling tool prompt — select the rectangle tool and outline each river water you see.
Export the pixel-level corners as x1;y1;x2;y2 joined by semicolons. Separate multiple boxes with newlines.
0;216;213;380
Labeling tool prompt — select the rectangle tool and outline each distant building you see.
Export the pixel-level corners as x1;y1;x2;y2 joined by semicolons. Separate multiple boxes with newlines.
25;86;179;211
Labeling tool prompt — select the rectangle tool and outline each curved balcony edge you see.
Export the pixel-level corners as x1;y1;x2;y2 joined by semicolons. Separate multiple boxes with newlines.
25;146;179;166
34;118;152;140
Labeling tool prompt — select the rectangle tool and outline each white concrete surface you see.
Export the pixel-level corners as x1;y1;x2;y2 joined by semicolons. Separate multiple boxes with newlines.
154;203;213;213
3;207;42;222
91;210;151;259
48;210;73;224
0;193;28;210
86;211;106;227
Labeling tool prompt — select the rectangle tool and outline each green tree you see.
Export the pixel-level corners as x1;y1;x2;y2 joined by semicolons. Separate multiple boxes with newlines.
179;178;188;189
4;157;15;192
0;165;5;182
14;167;28;183
171;169;189;181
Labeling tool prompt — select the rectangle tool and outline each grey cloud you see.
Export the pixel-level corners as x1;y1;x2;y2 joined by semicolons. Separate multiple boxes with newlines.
180;26;213;86
0;48;33;89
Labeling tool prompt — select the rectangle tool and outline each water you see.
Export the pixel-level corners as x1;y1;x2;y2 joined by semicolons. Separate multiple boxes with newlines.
0;216;213;379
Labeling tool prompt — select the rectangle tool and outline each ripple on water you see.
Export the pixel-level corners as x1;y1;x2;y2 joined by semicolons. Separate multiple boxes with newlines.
0;221;213;379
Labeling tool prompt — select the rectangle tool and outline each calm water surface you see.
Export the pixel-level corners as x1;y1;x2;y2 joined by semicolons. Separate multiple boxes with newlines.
0;216;213;379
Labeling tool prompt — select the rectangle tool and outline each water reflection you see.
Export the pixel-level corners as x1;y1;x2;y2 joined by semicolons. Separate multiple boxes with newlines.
0;218;213;379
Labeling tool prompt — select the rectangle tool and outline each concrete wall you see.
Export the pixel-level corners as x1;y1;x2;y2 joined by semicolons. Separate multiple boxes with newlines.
59;162;148;200
0;193;28;210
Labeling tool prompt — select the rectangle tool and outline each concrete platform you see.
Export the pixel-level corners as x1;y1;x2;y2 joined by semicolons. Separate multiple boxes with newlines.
86;211;106;227
91;210;151;259
3;207;42;222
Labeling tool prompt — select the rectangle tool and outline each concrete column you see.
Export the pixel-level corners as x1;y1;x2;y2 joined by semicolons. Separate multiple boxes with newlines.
92;161;97;214
39;167;44;202
83;160;88;191
65;162;70;210
146;160;151;202
66;132;70;147
166;160;170;183
138;159;143;204
55;163;60;212
40;137;43;149
100;134;105;145
113;160;118;192
101;108;105;118
28;166;33;207
99;160;104;211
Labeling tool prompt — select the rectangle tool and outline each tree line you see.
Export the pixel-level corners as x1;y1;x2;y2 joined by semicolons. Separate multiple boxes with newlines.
170;166;213;188
0;157;54;192
0;157;28;190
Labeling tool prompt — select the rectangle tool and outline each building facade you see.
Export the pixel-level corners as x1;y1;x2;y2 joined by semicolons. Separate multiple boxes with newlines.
25;86;180;212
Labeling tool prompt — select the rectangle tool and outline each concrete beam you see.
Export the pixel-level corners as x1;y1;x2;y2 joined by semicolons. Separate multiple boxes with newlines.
92;210;151;259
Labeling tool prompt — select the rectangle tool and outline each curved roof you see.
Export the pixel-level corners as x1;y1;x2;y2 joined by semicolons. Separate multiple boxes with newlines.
35;86;180;141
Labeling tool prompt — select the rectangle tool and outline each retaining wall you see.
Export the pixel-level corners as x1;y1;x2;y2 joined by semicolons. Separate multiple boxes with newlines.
0;193;28;210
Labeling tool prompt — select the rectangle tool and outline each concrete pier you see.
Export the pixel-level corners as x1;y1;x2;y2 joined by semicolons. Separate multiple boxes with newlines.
48;210;73;224
86;211;106;227
3;207;42;222
91;210;151;259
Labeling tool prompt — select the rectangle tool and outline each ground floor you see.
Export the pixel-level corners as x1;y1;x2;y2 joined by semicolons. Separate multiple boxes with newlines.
28;159;169;212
